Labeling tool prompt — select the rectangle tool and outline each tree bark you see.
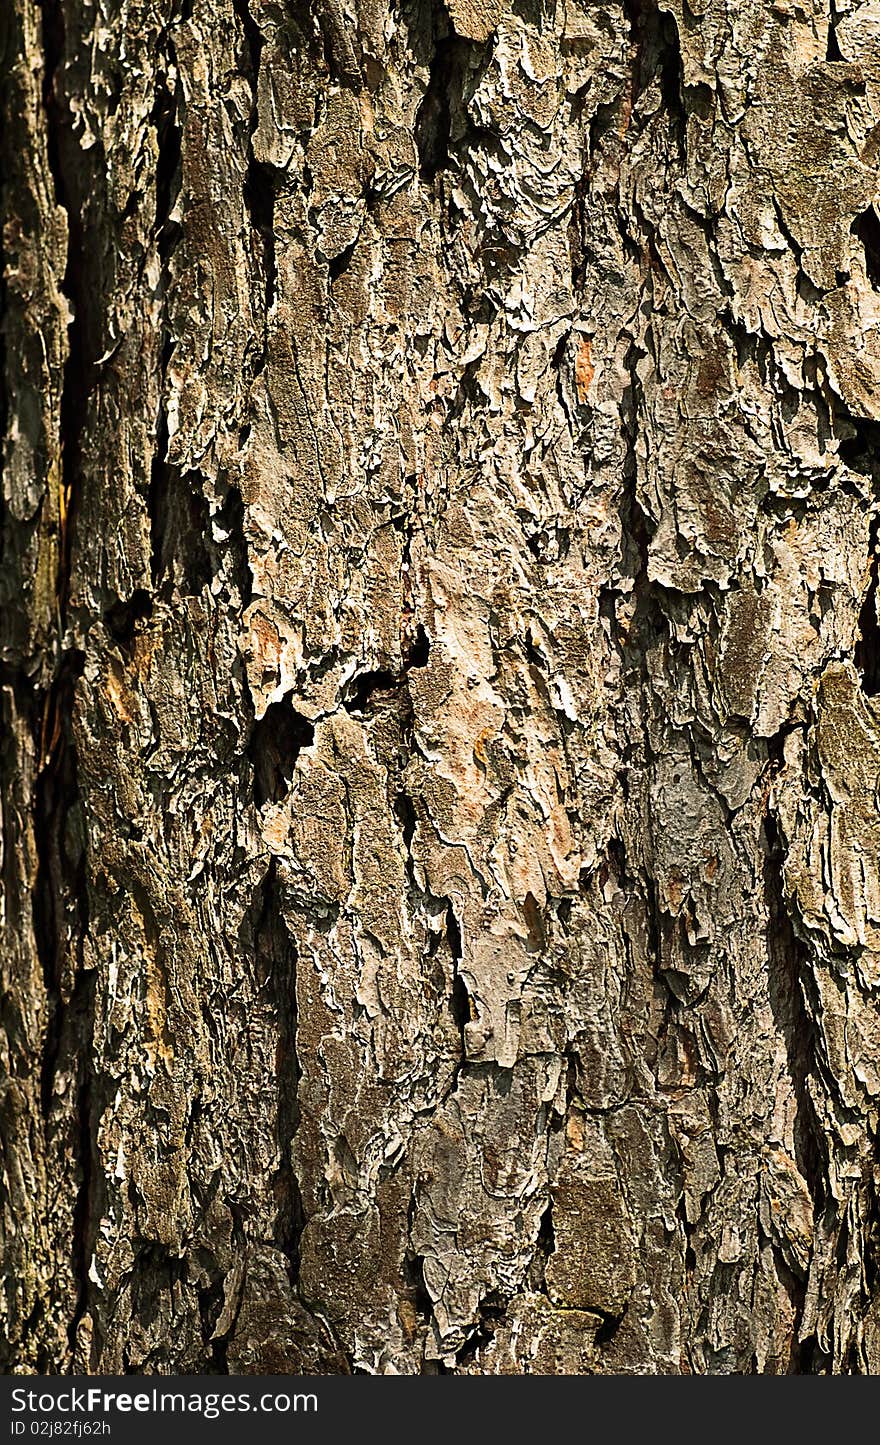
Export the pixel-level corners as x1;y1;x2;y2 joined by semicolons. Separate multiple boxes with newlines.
3;0;880;1376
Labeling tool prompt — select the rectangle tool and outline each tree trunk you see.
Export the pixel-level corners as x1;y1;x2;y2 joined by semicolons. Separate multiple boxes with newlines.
3;0;880;1377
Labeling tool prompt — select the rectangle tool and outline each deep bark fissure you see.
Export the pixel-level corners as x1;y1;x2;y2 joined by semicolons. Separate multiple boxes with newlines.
233;0;277;327
856;514;880;696
147;56;185;597
197;1276;233;1374
249;696;315;806
413;6;493;185
617;327;670;992
840;417;880;696
237;859;306;1303
451;1295;505;1366
258;860;305;1285
826;0;844;60
32;0;87;1061
103;588;153;654
852;204;880;293
528;1193;556;1300
30;0;99;1354
33;649;86;1118
414;33;456;181
0;18;10;580
66;969;98;1353
623;0;686;157
38;0;88;628
762;751;828;1361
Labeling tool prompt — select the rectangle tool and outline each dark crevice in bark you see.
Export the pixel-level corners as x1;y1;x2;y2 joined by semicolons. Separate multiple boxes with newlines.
248;696;315;806
34;0;99;1367
445;895;468;965
233;0;278;325
762;738;829;1366
678;1191;697;1286
838;413;880;476
247;861;306;1285
0;16;10;596
148;394;172;593
826;0;844;60
150;466;215;597
619;337;654;584
152;78;182;258
103;589;153;654
838;417;880;695
393;787;417;862
197;1278;231;1374
147;66;184;597
328;240;356;283
525;514;572;566
623;0;686;158
435;891;469;1078
408;623;430;668
344;668;398;714
415;34;456;180
209;1335;231;1374
856;515;880;696
402;1246;434;1328
218;483;254;609
852;205;880;292
39;0;92;629
594;1302;628;1346
243;160;277;316
32;650;84;1115
153;469;252;601
343;631;431;716
32;650;93;1362
452;1296;505;1367
522;889;546;954
232;0;264;106
414;25;490;183
528;1195;555;1293
586;97;621;170
404;1189;435;1363
266;866;305;1282
617;335;667;992
32;0;96;1360
393;492;431;671
724;311;773;377
66;970;98;1355
536;1195;555;1258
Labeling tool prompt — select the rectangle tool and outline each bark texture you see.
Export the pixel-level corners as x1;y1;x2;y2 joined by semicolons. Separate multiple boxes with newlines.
4;0;880;1377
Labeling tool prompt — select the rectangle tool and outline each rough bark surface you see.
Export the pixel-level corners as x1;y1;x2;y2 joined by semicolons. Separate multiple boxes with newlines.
4;0;880;1377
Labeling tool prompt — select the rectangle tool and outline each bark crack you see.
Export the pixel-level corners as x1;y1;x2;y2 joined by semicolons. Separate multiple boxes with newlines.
856;514;880;696
146;49;186;598
232;0;277;346
763;733;830;1369
34;0;97;1360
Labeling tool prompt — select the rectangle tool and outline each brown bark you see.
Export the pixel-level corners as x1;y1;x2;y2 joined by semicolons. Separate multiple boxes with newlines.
3;0;880;1375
